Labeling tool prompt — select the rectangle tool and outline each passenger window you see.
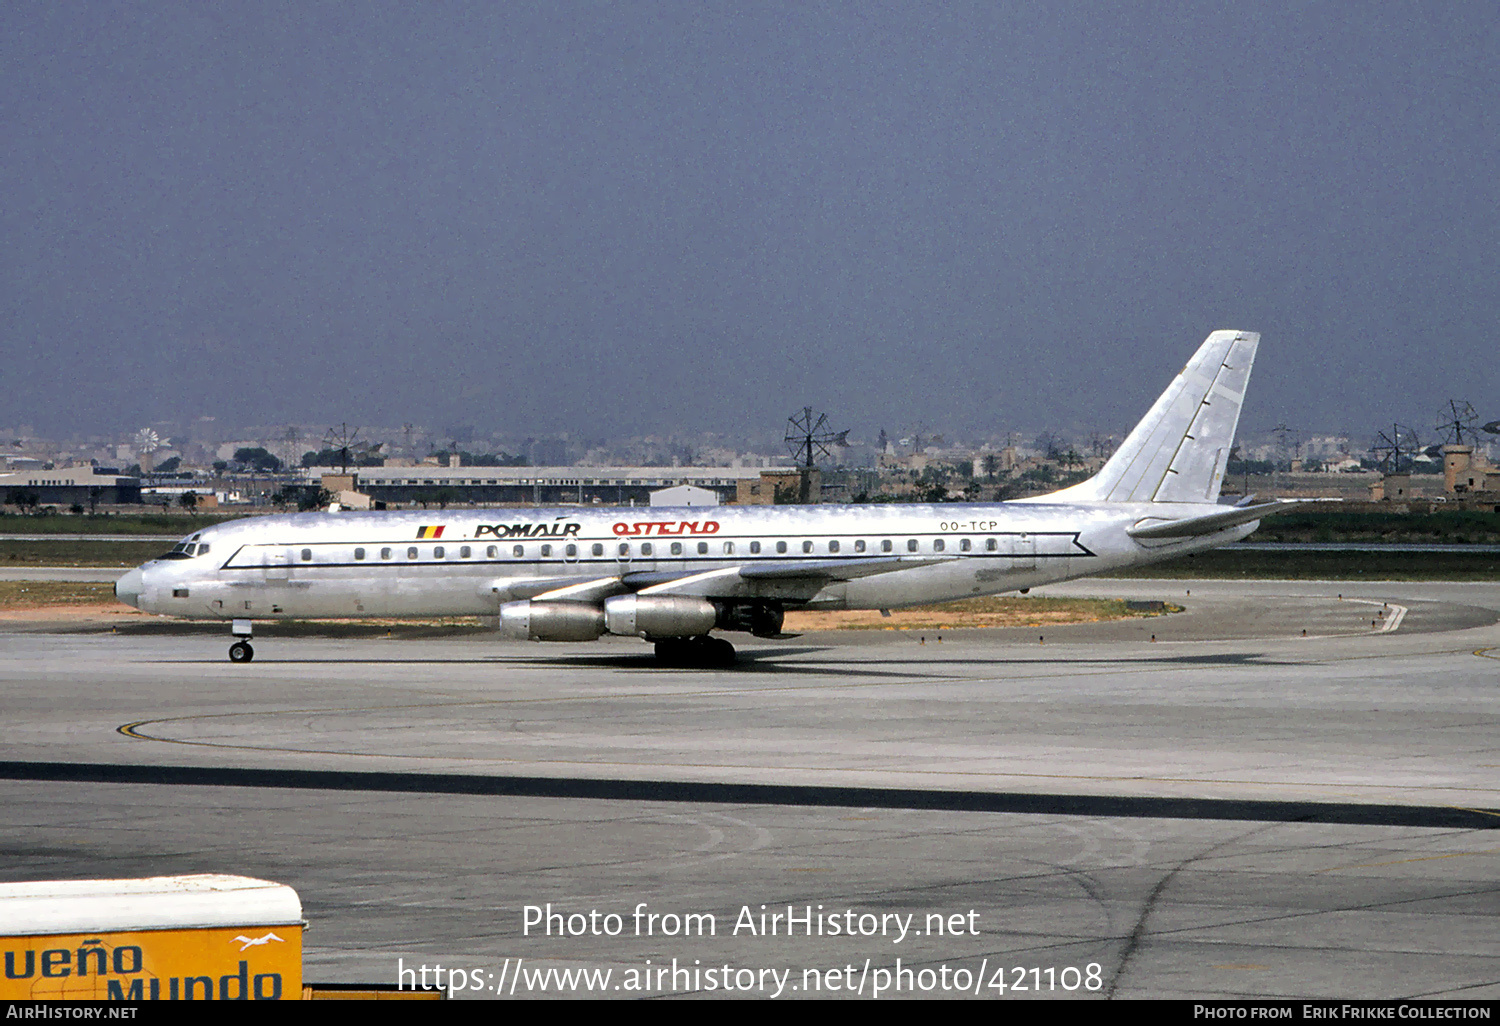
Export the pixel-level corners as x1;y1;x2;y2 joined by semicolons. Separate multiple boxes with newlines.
592;543;604;557
829;540;840;553
434;546;445;559
854;540;865;553
671;542;682;556
933;539;945;552
514;545;525;558
486;545;498;558
407;547;418;559
172;588;189;598
776;541;788;554
697;542;708;555
461;546;472;558
641;543;653;556
540;544;551;558
301;548;312;561
882;540;893;553
750;541;761;554
802;541;813;554
381;547;392;560
907;539;919;552
566;544;578;557
618;543;629;556
354;548;365;560
724;542;735;554
959;538;971;552
985;538;998;552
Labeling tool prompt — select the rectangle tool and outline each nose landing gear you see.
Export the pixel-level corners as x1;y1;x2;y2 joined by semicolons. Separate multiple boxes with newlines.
229;618;254;663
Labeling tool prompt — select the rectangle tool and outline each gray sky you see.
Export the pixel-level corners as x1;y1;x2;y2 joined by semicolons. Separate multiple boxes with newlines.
3;2;1496;445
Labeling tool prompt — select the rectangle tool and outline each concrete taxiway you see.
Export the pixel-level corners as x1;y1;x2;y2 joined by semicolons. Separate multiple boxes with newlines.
0;579;1496;1000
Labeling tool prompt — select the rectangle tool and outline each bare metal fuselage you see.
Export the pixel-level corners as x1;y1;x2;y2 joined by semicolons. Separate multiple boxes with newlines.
116;500;1254;623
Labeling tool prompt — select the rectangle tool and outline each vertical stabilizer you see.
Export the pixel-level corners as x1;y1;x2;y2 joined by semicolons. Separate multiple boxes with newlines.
1040;330;1259;505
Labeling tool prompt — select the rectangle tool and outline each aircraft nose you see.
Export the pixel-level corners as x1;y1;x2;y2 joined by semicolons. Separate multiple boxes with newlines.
115;568;144;608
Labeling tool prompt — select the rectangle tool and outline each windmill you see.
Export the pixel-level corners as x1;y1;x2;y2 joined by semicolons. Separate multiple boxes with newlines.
322;423;362;473
133;428;164;474
784;407;848;504
1434;400;1480;448
1371;424;1419;475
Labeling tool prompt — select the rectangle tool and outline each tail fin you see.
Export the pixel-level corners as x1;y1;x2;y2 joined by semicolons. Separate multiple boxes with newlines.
1042;330;1259;505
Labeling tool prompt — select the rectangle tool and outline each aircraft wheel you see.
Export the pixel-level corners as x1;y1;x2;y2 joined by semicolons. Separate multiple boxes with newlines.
229;641;254;663
654;639;689;666
655;637;735;668
705;637;737;667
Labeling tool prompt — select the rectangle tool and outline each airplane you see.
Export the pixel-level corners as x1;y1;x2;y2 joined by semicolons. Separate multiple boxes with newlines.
114;330;1282;666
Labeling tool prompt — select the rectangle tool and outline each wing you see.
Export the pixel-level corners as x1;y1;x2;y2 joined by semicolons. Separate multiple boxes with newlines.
495;556;951;607
633;556;952;603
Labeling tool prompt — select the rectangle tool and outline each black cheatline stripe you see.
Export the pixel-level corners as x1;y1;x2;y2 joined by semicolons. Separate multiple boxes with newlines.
1;762;1494;830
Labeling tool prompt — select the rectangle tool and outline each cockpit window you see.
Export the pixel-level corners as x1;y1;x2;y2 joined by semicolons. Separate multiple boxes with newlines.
158;541;194;560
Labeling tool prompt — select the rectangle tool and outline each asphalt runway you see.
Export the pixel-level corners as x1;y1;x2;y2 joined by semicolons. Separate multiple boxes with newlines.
0;579;1496;1000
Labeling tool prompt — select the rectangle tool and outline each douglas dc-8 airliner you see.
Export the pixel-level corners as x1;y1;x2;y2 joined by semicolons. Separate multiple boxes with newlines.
115;330;1281;665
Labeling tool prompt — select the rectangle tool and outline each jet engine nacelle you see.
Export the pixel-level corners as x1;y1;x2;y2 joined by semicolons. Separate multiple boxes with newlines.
499;600;606;642
604;595;718;639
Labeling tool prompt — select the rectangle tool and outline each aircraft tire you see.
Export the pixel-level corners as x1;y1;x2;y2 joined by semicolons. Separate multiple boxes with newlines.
653;639;689;666
705;637;737;667
653;637;736;668
229;641;254;663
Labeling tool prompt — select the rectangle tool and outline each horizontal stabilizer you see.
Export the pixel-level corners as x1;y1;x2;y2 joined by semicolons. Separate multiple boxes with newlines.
1127;502;1286;540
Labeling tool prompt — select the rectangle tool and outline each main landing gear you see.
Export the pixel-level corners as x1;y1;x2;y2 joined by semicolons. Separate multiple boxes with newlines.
228;618;254;663
653;636;736;668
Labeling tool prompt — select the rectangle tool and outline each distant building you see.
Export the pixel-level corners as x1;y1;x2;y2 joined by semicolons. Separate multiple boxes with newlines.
315;465;764;506
1443;445;1498;495
736;468;817;505
1368;473;1411;501
0;467;140;506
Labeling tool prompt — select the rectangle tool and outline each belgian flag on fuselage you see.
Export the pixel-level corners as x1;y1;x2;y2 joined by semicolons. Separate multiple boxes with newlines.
416;526;445;539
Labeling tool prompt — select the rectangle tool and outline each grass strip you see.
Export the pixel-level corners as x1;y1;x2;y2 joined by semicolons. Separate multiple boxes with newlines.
0;581;121;608
0;540;170;567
